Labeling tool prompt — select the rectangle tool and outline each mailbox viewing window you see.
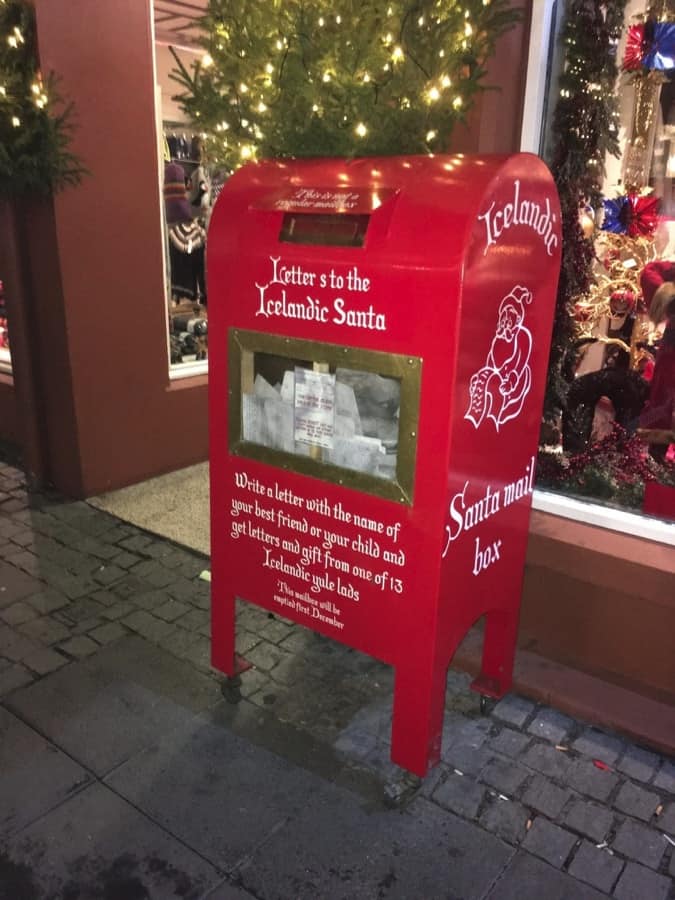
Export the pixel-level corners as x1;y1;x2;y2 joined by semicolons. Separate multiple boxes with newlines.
228;329;421;504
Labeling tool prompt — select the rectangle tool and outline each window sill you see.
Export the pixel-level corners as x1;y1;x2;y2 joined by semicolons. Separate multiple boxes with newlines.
532;488;674;547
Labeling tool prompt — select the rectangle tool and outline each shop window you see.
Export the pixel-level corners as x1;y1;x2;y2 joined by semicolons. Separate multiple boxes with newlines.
152;8;222;377
0;278;10;374
533;0;674;523
228;329;421;504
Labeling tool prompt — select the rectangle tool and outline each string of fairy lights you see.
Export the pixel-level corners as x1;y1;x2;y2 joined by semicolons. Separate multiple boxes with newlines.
0;0;49;131
171;0;521;170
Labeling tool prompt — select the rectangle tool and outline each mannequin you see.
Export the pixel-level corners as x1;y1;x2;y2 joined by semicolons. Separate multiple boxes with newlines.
163;161;207;304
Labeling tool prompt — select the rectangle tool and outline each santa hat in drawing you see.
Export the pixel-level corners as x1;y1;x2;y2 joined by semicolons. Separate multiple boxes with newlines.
498;285;533;319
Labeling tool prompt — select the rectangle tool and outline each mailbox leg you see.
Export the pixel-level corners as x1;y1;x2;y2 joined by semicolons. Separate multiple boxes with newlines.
390;659;446;777
472;609;518;699
211;588;237;677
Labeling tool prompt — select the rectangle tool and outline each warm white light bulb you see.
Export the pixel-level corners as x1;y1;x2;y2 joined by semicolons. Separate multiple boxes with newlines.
355;122;367;137
11;115;20;127
392;46;404;62
428;87;440;102
202;53;214;67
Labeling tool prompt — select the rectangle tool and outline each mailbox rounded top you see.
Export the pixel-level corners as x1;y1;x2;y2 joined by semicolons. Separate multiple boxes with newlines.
209;153;559;270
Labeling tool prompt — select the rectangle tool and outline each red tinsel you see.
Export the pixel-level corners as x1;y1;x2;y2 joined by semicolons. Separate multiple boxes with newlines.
622;24;645;71
626;193;659;237
538;423;662;488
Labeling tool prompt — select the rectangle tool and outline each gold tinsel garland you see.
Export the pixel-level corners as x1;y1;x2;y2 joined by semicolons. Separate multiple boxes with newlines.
573;231;659;370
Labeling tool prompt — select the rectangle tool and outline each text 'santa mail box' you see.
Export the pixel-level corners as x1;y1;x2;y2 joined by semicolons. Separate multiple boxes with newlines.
208;155;561;777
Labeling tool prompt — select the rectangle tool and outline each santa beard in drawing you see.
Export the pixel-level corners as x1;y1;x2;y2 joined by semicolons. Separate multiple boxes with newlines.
465;285;533;432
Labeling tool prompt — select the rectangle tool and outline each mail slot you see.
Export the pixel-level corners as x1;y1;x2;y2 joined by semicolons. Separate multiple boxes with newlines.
208;154;562;776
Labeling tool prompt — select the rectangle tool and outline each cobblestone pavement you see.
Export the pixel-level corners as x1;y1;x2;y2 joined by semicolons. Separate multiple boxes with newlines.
1;459;674;899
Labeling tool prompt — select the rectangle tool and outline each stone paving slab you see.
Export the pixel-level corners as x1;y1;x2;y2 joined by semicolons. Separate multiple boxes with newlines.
5;635;220;776
0;782;221;899
203;881;260;900
485;851;610;899
106;706;329;873
237;792;514;900
0;706;91;839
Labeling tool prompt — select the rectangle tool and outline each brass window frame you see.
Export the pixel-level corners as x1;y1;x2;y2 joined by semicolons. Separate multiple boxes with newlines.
228;328;422;505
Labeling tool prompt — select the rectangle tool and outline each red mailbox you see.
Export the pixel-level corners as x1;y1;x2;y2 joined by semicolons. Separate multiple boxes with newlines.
208;154;561;777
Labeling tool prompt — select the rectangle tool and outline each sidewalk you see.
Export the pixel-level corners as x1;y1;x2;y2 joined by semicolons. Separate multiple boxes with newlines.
1;458;674;900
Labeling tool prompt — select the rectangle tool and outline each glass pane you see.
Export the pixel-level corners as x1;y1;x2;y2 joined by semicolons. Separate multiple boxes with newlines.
229;330;420;504
0;277;11;373
242;351;401;481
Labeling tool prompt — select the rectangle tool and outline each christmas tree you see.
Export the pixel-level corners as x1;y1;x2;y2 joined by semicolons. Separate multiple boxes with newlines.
170;0;522;170
0;0;83;195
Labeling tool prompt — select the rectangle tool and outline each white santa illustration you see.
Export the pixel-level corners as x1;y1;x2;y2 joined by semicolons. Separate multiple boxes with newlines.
465;285;533;431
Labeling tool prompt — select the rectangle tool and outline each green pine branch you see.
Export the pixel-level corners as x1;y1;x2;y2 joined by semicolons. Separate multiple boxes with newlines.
170;0;523;170
0;0;86;196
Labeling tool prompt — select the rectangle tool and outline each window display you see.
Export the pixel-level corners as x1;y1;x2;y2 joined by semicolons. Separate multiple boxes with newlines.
0;278;10;373
228;329;421;504
537;0;675;519
163;136;209;368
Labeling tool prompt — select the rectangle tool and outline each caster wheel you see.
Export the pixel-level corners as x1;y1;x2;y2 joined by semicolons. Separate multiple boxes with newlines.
220;675;242;704
480;695;493;715
383;773;422;809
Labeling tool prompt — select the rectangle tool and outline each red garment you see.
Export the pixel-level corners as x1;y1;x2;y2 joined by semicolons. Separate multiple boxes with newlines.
640;325;675;430
641;260;675;312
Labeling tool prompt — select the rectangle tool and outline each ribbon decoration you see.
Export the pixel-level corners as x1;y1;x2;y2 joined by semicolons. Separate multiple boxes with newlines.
623;20;675;73
623;24;645;72
602;196;630;234
626;192;659;237
644;22;675;72
601;193;659;237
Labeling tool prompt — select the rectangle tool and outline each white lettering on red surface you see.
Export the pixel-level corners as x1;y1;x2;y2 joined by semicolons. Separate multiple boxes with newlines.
255;256;386;331
478;180;559;257
441;455;536;575
465;285;534;432
229;470;409;629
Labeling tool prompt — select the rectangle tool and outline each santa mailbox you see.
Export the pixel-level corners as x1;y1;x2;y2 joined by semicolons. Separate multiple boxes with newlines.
208;154;561;777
